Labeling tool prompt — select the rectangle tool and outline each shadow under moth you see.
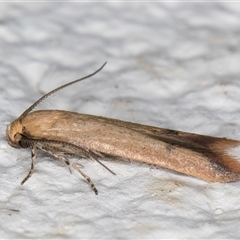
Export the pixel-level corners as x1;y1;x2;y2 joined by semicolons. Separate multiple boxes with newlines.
6;63;240;194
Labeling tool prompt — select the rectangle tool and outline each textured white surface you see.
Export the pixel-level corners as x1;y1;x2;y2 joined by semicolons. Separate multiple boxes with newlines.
1;2;240;239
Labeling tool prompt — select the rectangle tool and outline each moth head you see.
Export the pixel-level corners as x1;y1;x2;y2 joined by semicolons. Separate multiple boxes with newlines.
6;119;24;149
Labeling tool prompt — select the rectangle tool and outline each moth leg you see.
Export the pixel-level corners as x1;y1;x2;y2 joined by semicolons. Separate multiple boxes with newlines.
46;150;98;195
21;146;37;185
71;162;98;195
93;158;116;175
87;151;115;175
66;162;84;174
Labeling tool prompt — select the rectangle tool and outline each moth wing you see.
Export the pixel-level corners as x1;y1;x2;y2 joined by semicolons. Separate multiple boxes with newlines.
21;110;240;182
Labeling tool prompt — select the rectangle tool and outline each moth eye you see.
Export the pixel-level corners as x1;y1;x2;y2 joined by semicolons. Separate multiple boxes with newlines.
17;130;33;149
18;140;30;149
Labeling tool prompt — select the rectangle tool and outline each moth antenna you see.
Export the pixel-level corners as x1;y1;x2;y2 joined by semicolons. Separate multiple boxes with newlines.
19;62;107;118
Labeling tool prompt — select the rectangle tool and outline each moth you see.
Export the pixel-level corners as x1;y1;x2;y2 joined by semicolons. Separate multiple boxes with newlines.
6;63;240;195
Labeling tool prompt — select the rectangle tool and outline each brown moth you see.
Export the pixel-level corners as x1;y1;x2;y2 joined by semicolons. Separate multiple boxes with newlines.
6;63;240;194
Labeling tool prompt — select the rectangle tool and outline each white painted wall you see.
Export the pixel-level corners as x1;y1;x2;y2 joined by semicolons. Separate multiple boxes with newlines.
1;2;240;238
